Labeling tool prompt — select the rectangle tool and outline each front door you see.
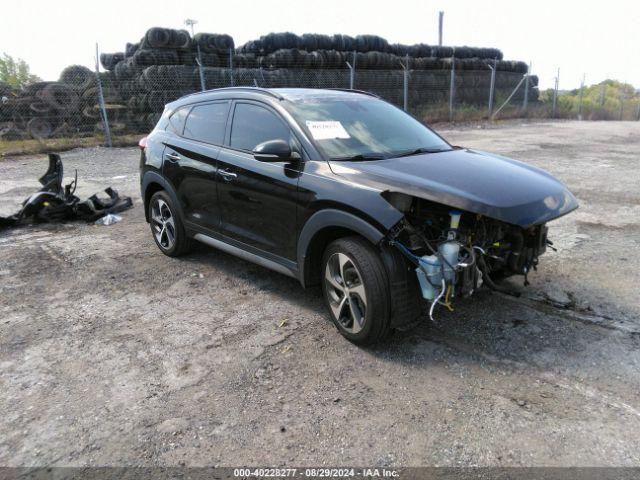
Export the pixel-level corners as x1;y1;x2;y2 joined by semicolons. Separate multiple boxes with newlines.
217;101;301;261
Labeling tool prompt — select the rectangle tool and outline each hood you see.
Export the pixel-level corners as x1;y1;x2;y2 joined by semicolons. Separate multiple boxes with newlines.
329;148;578;227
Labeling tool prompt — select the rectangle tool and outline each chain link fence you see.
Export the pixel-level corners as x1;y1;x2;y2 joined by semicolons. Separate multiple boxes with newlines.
0;29;541;150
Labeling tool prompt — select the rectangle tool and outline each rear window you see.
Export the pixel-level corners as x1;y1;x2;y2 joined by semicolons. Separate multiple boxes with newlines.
167;107;189;134
183;102;230;145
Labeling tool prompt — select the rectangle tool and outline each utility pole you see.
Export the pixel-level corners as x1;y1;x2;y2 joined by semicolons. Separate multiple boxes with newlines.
185;18;205;91
184;18;197;36
438;11;444;46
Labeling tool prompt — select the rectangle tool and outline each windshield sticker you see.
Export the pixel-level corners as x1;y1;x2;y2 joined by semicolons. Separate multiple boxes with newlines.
305;121;351;140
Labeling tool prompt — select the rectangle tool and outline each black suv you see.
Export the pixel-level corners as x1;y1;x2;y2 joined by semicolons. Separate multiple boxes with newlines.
140;87;577;345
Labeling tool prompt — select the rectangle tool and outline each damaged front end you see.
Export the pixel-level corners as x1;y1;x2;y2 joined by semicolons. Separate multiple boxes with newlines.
384;192;554;321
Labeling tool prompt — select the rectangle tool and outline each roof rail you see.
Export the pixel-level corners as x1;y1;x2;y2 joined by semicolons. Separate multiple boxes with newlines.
179;86;284;101
326;88;380;98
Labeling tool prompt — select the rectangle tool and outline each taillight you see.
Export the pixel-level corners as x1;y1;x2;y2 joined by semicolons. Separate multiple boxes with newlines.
138;136;148;150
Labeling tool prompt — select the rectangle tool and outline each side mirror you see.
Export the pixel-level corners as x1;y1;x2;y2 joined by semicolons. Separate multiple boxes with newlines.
253;139;297;162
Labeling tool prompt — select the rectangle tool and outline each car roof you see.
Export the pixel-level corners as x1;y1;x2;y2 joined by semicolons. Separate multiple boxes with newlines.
272;88;379;101
168;87;378;109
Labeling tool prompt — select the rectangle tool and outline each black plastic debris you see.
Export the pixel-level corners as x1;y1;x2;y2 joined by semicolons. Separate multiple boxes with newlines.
0;153;133;229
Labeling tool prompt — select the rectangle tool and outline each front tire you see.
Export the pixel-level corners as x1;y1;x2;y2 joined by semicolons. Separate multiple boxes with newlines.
148;190;192;257
321;236;392;345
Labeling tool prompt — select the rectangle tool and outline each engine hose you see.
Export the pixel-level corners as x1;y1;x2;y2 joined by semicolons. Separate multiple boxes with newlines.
390;240;420;265
477;255;521;298
429;279;447;323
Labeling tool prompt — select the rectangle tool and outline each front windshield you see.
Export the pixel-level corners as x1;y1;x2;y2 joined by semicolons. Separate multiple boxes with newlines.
286;95;451;160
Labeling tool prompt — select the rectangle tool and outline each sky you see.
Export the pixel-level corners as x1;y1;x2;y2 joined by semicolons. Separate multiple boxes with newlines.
1;0;639;90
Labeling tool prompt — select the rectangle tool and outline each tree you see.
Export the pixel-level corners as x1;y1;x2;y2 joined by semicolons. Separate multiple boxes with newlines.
541;79;640;120
0;53;41;88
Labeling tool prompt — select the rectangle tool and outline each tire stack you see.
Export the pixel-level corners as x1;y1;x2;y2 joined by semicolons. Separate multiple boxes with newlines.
0;66;128;140
2;28;537;141
233;32;535;109
0;81;19;139
234;32;538;107
104;27;238;131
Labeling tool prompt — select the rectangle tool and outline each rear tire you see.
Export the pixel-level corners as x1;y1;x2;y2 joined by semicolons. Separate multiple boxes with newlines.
321;236;392;345
148;191;192;257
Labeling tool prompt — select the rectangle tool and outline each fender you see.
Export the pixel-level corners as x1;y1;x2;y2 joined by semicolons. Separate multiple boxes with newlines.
296;208;421;327
140;171;184;222
378;243;422;328
297;208;385;287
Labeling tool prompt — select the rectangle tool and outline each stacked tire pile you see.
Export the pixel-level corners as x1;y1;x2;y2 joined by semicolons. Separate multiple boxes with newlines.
0;66;125;140
101;28;536;133
0;81;17;138
104;27;236;131
1;28;538;141
235;32;537;107
0;27;235;139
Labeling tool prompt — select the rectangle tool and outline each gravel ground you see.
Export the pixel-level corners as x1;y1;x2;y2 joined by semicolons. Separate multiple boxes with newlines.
0;120;639;467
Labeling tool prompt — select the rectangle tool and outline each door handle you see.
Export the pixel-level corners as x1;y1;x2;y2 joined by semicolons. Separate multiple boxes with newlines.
219;169;237;181
165;152;180;162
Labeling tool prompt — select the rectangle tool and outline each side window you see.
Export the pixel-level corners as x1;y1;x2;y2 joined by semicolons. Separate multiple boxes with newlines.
167;107;189;134
230;103;290;151
183;102;229;144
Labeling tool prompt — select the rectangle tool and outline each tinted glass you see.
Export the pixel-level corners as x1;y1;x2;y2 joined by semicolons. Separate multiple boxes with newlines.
183;102;229;144
287;96;451;159
167;107;189;134
230;103;290;151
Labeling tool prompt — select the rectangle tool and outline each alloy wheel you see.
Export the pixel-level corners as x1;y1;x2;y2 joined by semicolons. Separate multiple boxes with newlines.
324;252;367;334
151;198;176;250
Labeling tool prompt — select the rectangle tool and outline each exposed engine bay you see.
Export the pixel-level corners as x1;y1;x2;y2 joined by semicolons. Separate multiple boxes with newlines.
383;192;552;321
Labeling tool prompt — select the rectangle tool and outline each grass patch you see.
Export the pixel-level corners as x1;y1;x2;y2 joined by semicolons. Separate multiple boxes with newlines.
0;134;142;157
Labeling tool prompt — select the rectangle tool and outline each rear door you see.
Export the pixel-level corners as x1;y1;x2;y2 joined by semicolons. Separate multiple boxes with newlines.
162;101;231;232
217;101;301;261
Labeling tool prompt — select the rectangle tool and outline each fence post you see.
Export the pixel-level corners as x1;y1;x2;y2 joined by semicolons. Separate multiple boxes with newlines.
348;50;356;89
94;43;112;148
636;102;640;121
259;67;266;87
577;74;585;120
619;93;624;120
196;44;206;91
449;50;455;122
552;68;559;118
522;62;530;111
402;54;409;111
229;47;234;87
487;58;496;118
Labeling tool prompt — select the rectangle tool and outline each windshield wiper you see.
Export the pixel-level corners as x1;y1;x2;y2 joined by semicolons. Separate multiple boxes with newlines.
330;153;387;161
392;147;452;158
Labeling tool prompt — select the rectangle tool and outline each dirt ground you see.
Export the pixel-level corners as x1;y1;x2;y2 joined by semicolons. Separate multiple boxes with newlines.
1;120;639;467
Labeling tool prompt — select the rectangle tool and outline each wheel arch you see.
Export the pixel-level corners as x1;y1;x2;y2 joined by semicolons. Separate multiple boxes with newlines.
297;209;385;288
141;171;183;222
297;208;422;328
